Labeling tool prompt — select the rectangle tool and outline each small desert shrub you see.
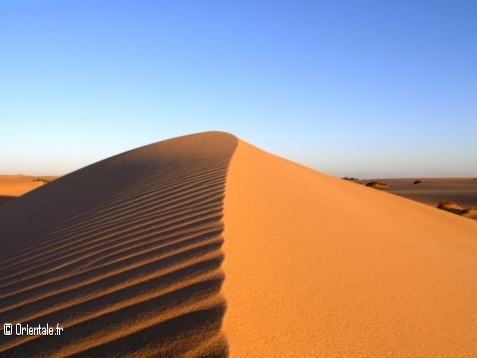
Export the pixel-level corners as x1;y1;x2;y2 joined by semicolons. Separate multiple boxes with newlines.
365;181;388;188
437;201;460;208
437;201;465;215
413;180;422;184
33;178;50;184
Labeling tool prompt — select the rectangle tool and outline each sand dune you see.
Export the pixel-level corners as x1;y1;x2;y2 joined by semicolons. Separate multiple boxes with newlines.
0;132;237;357
1;132;477;357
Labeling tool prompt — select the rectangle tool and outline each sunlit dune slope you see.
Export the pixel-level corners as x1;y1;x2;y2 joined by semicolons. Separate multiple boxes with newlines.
222;140;477;357
0;132;237;357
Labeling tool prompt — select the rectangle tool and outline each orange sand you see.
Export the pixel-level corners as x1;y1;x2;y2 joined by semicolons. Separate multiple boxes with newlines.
0;175;59;205
1;132;476;357
222;139;477;357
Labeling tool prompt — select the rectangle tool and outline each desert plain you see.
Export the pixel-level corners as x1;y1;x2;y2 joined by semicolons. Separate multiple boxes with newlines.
351;178;477;221
0;175;59;205
1;132;476;357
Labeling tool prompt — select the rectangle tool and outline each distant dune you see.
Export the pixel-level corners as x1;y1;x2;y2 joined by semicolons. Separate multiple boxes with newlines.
1;132;476;357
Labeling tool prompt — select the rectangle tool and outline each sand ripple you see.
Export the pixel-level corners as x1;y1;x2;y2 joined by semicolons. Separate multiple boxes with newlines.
0;132;237;357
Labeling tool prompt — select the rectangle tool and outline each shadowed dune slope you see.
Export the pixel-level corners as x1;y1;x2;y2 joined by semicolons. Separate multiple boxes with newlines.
222;140;477;357
0;196;16;206
0;132;237;357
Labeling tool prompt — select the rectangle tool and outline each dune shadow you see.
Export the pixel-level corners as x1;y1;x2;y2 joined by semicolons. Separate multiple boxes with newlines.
0;132;238;357
0;196;16;206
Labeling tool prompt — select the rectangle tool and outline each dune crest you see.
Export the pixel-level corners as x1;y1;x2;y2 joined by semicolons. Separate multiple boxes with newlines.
0;132;237;357
222;139;477;357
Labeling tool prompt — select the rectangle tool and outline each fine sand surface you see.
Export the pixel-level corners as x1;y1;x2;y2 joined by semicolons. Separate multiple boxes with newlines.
1;132;477;357
222;140;477;357
0;175;59;205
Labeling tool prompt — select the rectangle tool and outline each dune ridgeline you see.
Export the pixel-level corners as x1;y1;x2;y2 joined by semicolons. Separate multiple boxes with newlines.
1;132;476;357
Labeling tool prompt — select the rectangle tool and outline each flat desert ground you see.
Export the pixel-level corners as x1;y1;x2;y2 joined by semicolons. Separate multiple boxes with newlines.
1;132;476;357
0;175;59;205
353;178;477;221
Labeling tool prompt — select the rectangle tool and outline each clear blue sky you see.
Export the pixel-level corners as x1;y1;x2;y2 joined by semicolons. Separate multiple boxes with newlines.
1;1;476;178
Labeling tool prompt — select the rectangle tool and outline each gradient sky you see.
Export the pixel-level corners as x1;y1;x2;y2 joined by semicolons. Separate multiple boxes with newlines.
1;1;476;178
